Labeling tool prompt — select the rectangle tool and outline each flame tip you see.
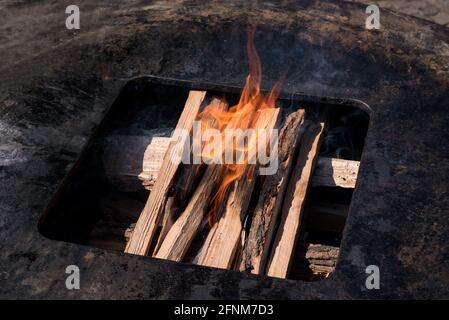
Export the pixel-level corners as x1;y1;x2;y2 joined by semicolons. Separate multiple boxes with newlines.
196;26;284;225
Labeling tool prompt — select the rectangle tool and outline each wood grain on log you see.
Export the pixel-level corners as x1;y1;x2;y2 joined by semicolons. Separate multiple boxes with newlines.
240;109;305;274
197;108;281;269
137;140;358;191
103;138;359;193
310;157;359;188
157;100;263;264
153;98;228;255
267;121;325;279
125;90;206;256
155;165;223;261
102;128;172;192
139;137;171;190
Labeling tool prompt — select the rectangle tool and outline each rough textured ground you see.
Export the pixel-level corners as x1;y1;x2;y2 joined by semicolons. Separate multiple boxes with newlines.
349;0;449;26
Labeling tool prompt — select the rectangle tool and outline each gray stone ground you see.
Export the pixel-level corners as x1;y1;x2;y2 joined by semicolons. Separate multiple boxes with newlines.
349;0;449;26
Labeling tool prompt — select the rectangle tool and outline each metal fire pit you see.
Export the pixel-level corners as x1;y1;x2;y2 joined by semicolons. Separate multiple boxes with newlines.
1;0;449;299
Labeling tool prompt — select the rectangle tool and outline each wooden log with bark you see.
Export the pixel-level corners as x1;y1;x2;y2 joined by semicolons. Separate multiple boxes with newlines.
239;109;305;274
267;121;325;279
289;242;339;280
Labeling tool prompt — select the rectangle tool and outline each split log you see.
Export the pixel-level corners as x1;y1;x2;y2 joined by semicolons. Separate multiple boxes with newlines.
154;165;223;261
240;109;305;274
102;128;172;192
197;108;281;269
310;157;359;188
139;137;172;190
153;97;228;255
139;140;358;190
152;164;196;253
305;243;339;269
101;138;359;192
232;237;244;270
143;146;358;190
155;98;264;262
267;121;325;279
125;90;206;256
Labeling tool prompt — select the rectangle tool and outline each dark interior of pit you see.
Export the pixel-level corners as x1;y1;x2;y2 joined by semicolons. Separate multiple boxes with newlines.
38;79;369;281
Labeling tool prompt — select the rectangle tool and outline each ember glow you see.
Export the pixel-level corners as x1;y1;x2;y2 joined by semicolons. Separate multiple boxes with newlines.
195;27;284;225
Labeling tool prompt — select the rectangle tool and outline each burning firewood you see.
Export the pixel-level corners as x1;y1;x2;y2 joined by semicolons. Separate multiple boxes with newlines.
154;164;223;261
153;97;229;255
125;90;206;256
289;242;339;280
197;107;281;269
267;121;325;279
121;26;358;279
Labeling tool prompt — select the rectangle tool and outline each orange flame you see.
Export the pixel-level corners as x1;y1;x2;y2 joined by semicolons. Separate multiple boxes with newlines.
197;26;284;225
